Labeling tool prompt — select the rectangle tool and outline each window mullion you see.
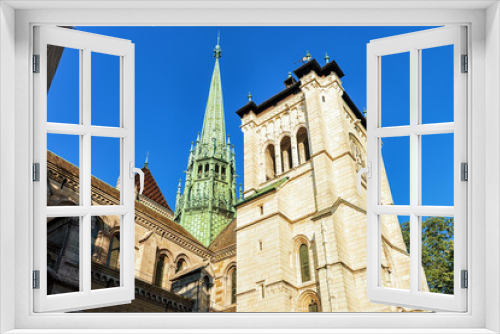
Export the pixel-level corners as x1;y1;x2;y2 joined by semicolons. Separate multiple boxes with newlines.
409;47;420;295
81;48;92;294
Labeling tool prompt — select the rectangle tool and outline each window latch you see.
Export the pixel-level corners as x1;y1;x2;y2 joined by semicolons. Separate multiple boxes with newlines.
357;161;371;194
130;162;144;195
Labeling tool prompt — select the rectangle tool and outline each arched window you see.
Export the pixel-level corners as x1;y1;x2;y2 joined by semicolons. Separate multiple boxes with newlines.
280;136;292;173
297;127;311;164
204;163;209;175
91;216;104;256
197;164;202;175
308;300;319;312
299;244;311;282
154;254;168;287
107;233;120;269
264;144;276;181
215;164;220;177
176;258;187;273
231;268;237;305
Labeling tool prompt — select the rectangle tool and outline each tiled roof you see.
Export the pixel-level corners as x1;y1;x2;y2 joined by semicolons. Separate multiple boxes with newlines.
135;166;172;212
209;218;236;251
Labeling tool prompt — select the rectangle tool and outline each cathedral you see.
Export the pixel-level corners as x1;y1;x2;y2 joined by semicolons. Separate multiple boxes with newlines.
46;38;421;313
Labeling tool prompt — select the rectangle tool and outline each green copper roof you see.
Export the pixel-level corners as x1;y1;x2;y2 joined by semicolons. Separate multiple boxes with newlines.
236;177;289;206
174;38;237;247
200;44;225;147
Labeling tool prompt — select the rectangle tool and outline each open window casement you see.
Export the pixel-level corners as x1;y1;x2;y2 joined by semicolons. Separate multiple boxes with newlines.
33;26;140;312
364;26;467;312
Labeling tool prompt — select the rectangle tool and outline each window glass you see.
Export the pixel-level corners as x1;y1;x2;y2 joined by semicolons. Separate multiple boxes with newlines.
381;52;410;127
299;244;311;283
47;46;80;124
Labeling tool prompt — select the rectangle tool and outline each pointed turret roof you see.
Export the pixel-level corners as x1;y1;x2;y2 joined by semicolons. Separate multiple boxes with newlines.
200;37;226;147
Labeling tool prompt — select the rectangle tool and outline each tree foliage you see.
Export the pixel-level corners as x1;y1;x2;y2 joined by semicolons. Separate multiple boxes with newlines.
400;217;454;294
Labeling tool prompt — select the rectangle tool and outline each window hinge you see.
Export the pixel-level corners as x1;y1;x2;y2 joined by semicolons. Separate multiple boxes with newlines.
461;54;468;73
33;163;40;182
33;54;40;73
461;270;468;289
461;162;468;181
33;270;40;289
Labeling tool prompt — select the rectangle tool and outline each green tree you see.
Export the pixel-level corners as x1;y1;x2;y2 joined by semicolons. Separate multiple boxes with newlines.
400;217;454;294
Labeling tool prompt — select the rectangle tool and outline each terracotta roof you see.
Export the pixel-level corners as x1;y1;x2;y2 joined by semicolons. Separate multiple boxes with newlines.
209;218;237;251
135;166;173;212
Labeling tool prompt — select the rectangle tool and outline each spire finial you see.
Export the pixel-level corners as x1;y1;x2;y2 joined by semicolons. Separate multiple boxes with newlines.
363;107;367;118
325;52;330;64
248;91;252;102
214;31;222;59
144;151;149;168
288;71;292;78
306;50;311;62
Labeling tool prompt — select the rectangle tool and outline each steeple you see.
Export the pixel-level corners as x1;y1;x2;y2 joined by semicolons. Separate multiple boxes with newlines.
174;35;237;247
200;34;225;147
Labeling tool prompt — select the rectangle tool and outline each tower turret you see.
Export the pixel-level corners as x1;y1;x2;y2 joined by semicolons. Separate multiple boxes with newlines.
174;36;237;247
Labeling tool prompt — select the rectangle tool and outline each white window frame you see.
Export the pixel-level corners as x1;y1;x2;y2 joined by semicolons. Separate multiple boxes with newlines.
33;26;136;312
366;26;467;312
0;1;499;333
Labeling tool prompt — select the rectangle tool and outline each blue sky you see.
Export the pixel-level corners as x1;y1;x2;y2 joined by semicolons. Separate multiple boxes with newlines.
47;26;454;213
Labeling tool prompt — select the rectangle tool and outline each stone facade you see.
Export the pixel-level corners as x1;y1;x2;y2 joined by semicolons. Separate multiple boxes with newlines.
235;58;426;312
46;151;237;312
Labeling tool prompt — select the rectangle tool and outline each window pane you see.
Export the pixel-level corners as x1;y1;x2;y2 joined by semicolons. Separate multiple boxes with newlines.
92;215;121;290
421;45;454;124
47;216;80;295
420;216;454;295
47;133;80;206
381;52;410;127
380;136;410;206
91;52;120;127
299;244;311;283
421;133;454;206
91;136;121;205
380;215;410;291
47;45;80;124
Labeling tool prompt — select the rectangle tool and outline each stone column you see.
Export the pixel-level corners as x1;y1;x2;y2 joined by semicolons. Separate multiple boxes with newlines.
275;143;282;176
291;134;299;167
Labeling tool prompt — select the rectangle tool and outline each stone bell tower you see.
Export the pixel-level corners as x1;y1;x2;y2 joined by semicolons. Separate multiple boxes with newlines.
174;37;238;247
234;53;413;312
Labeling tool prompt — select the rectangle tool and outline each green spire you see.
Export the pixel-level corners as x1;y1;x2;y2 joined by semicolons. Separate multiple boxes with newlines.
325;52;330;63
175;36;237;247
144;151;149;168
201;35;225;147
